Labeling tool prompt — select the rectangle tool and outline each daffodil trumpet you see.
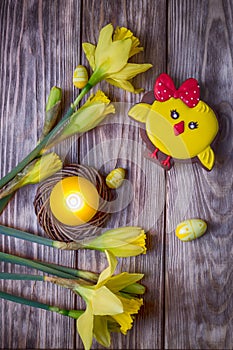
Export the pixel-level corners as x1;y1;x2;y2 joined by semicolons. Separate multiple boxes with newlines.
0;224;146;258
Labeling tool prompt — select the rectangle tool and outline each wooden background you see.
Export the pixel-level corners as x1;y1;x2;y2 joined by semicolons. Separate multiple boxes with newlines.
0;0;232;349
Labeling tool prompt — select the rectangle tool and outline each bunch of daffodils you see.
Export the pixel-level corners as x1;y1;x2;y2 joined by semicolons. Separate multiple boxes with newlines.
0;23;152;349
0;250;145;350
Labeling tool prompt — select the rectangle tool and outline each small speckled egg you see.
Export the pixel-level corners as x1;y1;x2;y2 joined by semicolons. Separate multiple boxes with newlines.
106;168;126;189
175;219;207;241
73;65;88;89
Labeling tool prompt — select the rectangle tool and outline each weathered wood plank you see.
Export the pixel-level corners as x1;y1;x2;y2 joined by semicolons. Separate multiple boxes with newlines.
165;1;233;349
0;0;81;348
78;0;167;349
1;0;232;349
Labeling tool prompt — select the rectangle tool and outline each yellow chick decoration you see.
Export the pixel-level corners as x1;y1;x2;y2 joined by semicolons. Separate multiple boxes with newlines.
128;73;219;170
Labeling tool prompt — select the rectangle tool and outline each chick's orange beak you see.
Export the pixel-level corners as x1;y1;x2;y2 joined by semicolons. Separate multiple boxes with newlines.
174;121;184;136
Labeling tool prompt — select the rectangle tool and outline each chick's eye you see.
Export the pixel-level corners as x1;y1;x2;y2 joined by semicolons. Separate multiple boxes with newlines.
171;110;179;119
188;121;198;129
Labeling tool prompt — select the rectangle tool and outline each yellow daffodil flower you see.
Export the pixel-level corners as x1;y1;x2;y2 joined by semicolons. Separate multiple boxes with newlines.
66;90;115;134
0;153;62;199
44;90;115;150
81;226;147;257
46;251;144;350
76;251;144;349
82;23;152;93
39;86;62;141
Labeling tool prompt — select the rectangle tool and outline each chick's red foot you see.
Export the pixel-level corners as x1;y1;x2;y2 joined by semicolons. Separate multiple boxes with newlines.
162;156;171;168
149;148;159;159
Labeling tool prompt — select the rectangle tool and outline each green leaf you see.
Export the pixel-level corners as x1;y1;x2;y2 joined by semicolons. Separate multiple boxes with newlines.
0;194;14;214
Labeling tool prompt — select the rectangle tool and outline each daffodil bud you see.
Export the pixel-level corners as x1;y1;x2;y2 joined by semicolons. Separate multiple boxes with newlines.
0;153;62;199
39;86;62;141
44;90;115;150
81;226;147;257
45;86;62;112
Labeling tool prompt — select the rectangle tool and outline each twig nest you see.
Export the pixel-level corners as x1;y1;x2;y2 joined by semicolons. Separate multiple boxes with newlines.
34;164;111;242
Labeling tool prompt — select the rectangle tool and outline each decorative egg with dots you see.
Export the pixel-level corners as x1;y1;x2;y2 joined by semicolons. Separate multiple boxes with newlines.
128;73;219;171
73;65;88;89
106;168;126;189
175;219;207;241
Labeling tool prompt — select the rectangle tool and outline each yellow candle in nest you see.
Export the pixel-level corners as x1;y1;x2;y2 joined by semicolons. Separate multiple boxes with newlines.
49;176;99;226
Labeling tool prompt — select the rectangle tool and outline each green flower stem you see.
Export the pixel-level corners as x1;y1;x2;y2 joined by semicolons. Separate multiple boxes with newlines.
0;272;44;281
0;290;51;311
0;194;14;214
0;290;83;318
0;225;98;282
73;83;92;108
0;107;72;190
0;84;93;191
38;261;98;283
0;224;54;247
0;252;77;279
121;283;146;295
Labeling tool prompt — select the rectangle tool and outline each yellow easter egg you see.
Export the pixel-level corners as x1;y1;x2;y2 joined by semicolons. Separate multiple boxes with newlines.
73;65;88;89
175;219;207;241
106;168;126;189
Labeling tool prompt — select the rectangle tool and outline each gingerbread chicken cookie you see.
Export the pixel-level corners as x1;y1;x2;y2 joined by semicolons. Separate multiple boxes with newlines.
129;73;219;170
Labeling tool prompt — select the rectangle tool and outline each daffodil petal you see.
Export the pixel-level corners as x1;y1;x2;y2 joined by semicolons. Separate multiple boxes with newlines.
82;43;96;70
110;63;152;80
105;272;144;293
94;24;132;75
92;286;123;315
86;235;145;249
106;77;143;93
85;238;129;249
98;250;118;283
108;243;146;257
91;226;143;240
93;316;111;347
77;304;94;350
62;103;106;135
96;23;114;51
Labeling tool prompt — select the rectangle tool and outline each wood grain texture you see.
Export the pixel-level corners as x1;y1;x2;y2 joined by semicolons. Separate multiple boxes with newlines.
0;0;81;349
166;0;233;349
0;0;232;349
78;1;167;348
